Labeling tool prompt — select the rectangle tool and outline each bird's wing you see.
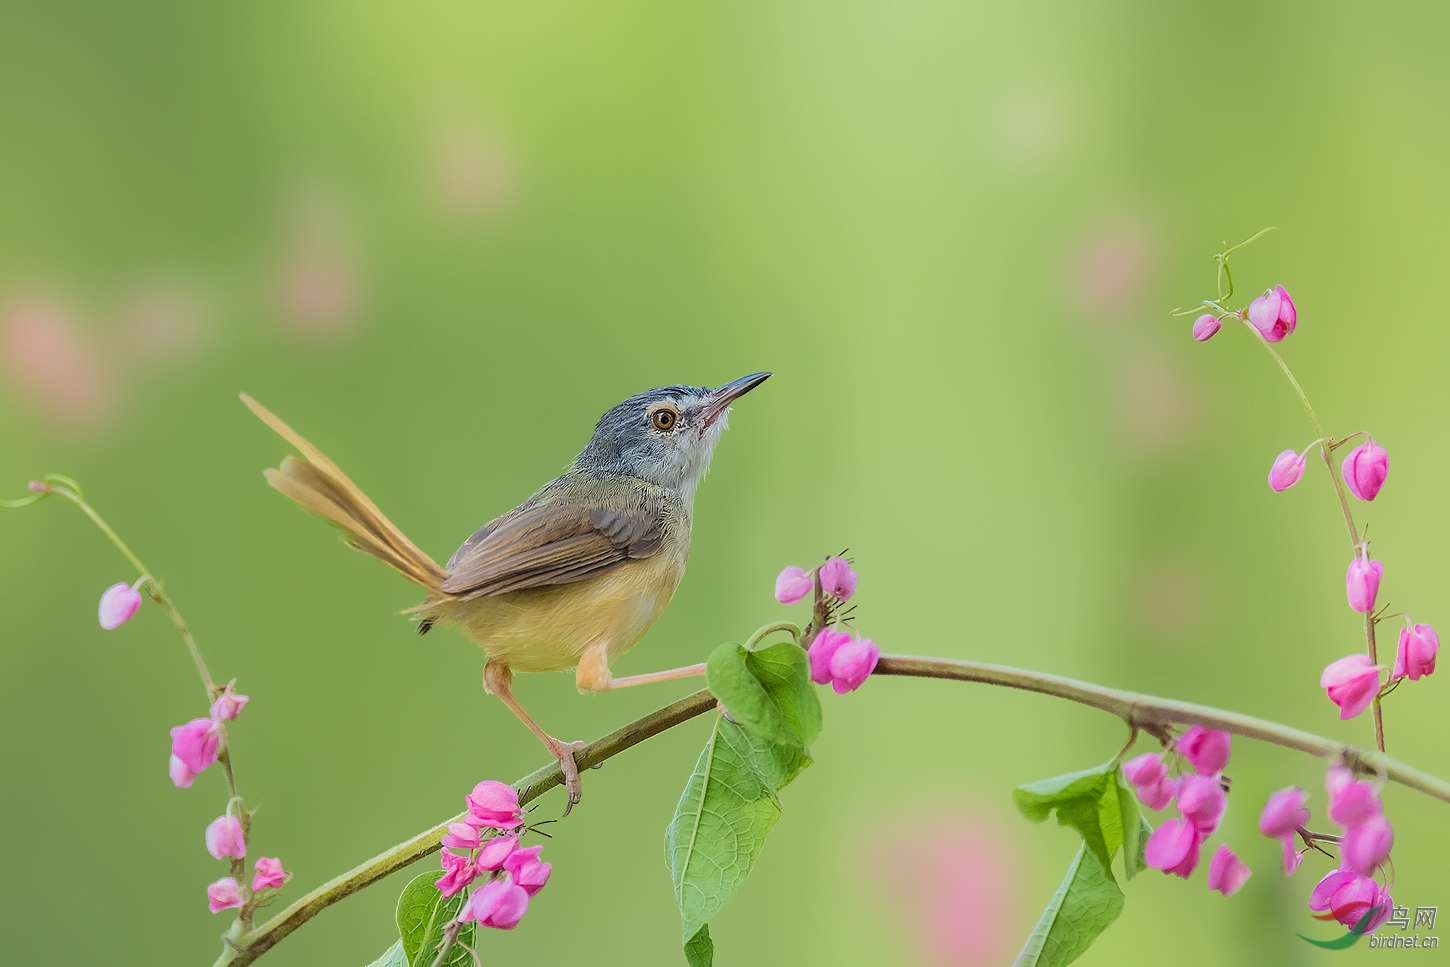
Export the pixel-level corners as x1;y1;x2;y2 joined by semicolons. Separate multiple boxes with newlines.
439;478;670;599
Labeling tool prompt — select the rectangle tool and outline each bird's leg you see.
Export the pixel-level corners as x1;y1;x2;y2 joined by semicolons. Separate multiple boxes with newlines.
606;663;708;689
483;661;587;815
575;640;707;691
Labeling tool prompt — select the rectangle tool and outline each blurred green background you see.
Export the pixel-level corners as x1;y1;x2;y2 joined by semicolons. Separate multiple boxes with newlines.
2;1;1447;964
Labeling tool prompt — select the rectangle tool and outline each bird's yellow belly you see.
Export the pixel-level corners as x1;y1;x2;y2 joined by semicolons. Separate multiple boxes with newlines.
433;549;687;674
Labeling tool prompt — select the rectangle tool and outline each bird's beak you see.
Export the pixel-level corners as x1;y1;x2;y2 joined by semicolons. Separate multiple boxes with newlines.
702;372;771;427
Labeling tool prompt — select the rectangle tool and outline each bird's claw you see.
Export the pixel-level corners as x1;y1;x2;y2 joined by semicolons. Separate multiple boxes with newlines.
551;739;588;816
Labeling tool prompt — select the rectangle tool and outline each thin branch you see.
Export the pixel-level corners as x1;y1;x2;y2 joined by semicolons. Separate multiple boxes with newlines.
872;655;1449;802
213;653;1450;966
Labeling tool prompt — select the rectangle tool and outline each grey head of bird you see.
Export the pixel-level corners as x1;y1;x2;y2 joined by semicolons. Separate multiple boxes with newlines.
574;372;771;497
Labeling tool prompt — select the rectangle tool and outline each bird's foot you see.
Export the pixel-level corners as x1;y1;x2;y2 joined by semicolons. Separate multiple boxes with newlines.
546;738;589;816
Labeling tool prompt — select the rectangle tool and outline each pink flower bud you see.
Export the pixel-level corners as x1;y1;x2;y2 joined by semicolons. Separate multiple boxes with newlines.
1122;753;1167;788
1248;285;1296;342
1191;313;1222;342
170;755;199;788
460;875;530;929
1176;726;1231;775
476;833;519;871
1145;817;1202;879
209;681;249;722
207;877;244;913
465;780;525;830
1310;869;1394;932
503;844;552;896
1177;773;1227;836
828;636;879;694
1206;844;1251;897
1258;787;1310;840
170;717;221;778
1136;778;1176;812
1341;814;1394;876
1267;449;1307;491
98;582;142;630
436;849;479;898
1393;623;1438;681
251;857;287;891
818;556;858;601
774;566;813;605
1326;766;1383;827
206;814;247;859
441;822;482;851
806;628;852;685
1320;655;1382;720
1342;438;1389;502
1345;557;1383;614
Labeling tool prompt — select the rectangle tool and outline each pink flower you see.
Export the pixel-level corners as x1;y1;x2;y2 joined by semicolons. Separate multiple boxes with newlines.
1320;655;1382;720
207;877;244;914
1267;449;1307;491
774;566;813;605
170;717;221;778
1393;623;1438;681
252;857;287;891
460;875;530;929
436;849;479;898
1191;313;1222;342
1247;285;1297;342
503;844;553;896
465;780;525;830
1326;767;1383;827
209;681;249;722
1310;869;1393;933
206;814;247;859
98;582;143;630
1259;787;1311;876
1136;778;1176;811
1177;773;1227;836
1177;726;1231;775
1122;753;1166;787
441;823;482;851
476;833;519;872
1345;556;1383;613
818;557;858;601
1342;438;1389;502
1144;817;1202;879
807;628;852;685
170;755;199;789
828;636;880;694
1206;845;1251;897
1341;815;1394;876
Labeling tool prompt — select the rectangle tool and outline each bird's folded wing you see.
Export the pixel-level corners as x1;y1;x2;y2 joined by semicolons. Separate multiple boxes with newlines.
440;485;669;599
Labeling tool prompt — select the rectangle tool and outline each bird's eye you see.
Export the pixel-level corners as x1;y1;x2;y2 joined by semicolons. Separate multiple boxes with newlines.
651;406;678;431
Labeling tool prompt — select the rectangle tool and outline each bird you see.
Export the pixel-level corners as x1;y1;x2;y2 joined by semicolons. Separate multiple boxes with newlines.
240;373;770;811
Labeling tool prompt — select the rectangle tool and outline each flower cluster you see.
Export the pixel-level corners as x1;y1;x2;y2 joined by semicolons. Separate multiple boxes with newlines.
1129;727;1250;896
775;556;879;693
168;680;248;787
435;781;551;931
1259;767;1395;932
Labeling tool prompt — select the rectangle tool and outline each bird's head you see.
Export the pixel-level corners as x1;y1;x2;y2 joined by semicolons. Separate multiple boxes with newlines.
576;372;771;496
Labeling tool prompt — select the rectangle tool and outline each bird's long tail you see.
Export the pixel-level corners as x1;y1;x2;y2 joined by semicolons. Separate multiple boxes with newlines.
240;393;448;593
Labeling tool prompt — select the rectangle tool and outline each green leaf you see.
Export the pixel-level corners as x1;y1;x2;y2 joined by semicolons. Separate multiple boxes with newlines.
684;925;714;967
365;941;409;967
705;641;822;749
666;716;809;949
1012;843;1125;967
1116;771;1149;880
394;870;475;967
1013;763;1120;873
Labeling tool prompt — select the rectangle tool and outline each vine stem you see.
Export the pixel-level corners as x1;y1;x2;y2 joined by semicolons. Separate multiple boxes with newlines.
1245;326;1388;753
211;654;1450;967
